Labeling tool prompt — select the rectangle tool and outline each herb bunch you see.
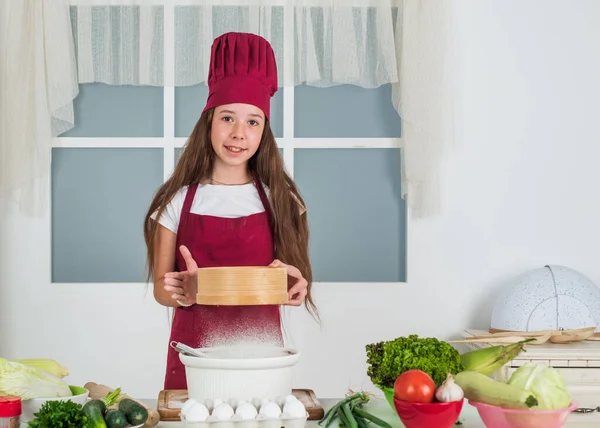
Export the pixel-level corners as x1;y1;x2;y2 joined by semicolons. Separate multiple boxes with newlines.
366;334;465;388
28;399;91;428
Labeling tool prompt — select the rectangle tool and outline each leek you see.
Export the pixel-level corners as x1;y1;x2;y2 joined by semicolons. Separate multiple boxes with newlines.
0;358;72;399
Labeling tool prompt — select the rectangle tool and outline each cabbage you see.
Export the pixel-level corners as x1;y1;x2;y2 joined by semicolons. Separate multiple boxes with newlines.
0;358;72;400
507;362;571;409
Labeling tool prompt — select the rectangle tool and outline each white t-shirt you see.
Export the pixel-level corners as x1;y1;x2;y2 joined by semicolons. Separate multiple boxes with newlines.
155;183;269;234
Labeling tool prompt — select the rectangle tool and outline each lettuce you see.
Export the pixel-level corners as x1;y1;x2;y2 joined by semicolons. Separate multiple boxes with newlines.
366;335;465;388
507;362;571;409
0;358;72;400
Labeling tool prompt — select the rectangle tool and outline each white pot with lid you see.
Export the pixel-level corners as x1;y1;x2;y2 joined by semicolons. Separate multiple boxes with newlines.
179;345;301;402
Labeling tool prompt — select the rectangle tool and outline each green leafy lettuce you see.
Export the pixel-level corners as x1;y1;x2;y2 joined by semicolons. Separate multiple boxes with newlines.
366;334;464;388
507;362;571;409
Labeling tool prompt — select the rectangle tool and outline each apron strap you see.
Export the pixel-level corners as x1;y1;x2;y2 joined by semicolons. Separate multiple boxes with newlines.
178;183;199;237
253;176;275;233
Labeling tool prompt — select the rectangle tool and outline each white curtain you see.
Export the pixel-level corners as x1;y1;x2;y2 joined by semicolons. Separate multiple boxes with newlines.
0;0;78;215
71;0;399;88
392;0;459;218
0;0;458;219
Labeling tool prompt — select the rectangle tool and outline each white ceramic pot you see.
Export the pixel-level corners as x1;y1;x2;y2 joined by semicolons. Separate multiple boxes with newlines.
180;346;300;402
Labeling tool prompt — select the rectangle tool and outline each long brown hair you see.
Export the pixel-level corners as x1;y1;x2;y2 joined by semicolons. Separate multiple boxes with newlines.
143;109;318;319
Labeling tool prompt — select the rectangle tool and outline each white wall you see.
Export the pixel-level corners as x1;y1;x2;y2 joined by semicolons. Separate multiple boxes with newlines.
2;0;600;401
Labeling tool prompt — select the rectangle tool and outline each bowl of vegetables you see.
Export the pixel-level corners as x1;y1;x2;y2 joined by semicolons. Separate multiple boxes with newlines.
469;400;578;428
366;335;466;412
391;370;464;428
455;362;576;428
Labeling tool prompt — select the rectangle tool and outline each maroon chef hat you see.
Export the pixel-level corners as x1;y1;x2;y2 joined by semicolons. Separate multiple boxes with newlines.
203;32;278;121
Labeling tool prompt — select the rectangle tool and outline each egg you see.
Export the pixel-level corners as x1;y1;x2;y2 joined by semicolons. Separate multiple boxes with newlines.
283;399;306;418
181;398;198;416
259;401;282;419
285;394;298;404
185;402;210;422
212;402;234;420
235;402;258;420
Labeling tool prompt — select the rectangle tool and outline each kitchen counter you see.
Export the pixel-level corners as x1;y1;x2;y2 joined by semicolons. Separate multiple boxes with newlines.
143;397;600;427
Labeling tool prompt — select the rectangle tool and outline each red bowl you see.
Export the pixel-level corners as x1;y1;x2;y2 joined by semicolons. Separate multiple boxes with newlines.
393;397;464;428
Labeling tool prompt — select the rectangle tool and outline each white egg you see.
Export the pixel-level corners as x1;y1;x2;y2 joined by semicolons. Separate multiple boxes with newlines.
235;402;258;420
259;401;281;419
283;399;306;418
212;402;234;420
285;394;298;404
181;398;198;417
185;403;210;422
213;399;224;408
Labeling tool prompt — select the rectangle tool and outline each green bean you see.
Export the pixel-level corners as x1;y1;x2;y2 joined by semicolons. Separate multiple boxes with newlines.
341;403;358;428
353;408;392;428
355;415;369;428
319;394;363;427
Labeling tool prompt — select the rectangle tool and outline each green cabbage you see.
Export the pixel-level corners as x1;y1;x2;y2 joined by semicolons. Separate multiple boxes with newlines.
507;362;571;409
0;358;72;400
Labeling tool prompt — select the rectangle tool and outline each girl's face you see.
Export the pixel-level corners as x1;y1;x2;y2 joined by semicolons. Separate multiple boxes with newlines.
211;103;265;170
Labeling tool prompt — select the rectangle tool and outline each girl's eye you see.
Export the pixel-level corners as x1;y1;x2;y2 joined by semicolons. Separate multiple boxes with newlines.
222;116;233;122
248;120;259;126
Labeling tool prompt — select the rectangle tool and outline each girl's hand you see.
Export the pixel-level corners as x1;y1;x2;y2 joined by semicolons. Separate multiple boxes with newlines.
163;245;198;306
269;259;308;306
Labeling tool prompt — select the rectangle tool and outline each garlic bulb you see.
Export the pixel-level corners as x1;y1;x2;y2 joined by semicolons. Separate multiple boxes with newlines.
435;373;464;403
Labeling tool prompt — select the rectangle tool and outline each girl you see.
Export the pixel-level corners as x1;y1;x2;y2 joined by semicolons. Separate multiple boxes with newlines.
143;32;317;390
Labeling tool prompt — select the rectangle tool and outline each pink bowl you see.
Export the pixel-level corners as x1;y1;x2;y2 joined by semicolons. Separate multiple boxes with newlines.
469;400;578;428
393;397;464;428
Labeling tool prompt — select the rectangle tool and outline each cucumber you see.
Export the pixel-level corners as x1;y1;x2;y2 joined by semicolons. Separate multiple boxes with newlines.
82;399;108;428
118;398;149;425
454;371;538;409
105;409;128;428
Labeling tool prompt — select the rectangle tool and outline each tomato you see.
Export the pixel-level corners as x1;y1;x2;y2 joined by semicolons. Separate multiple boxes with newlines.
393;370;436;403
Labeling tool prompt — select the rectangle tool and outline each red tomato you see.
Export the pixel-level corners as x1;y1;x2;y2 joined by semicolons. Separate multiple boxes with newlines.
393;370;436;403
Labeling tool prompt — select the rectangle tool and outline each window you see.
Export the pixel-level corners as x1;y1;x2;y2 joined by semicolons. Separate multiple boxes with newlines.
53;4;407;285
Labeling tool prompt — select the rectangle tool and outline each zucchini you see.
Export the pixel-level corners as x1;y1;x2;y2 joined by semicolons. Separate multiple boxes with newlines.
105;409;128;428
82;399;107;428
454;370;538;409
118;398;149;425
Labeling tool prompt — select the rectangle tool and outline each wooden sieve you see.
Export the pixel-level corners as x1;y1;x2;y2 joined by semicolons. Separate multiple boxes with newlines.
196;266;288;305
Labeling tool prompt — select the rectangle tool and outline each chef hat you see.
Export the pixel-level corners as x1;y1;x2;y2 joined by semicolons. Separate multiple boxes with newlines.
203;32;278;121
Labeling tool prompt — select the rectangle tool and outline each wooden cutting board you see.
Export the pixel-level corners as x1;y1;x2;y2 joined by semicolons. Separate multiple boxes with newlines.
157;389;324;421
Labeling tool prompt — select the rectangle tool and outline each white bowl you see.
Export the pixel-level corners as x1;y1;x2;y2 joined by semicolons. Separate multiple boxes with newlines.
180;345;300;403
21;385;89;423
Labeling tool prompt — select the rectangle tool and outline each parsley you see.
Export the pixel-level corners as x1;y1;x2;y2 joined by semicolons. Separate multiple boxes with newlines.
366;334;465;388
28;399;91;428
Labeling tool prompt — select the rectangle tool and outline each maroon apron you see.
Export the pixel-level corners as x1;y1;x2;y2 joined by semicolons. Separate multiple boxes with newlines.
164;178;283;390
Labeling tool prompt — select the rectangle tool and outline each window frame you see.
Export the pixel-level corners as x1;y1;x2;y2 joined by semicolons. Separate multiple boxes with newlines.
53;1;409;287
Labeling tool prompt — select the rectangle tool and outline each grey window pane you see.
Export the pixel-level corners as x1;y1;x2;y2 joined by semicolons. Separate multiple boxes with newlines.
175;84;283;138
52;148;164;282
294;148;406;282
294;84;401;138
60;84;164;137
